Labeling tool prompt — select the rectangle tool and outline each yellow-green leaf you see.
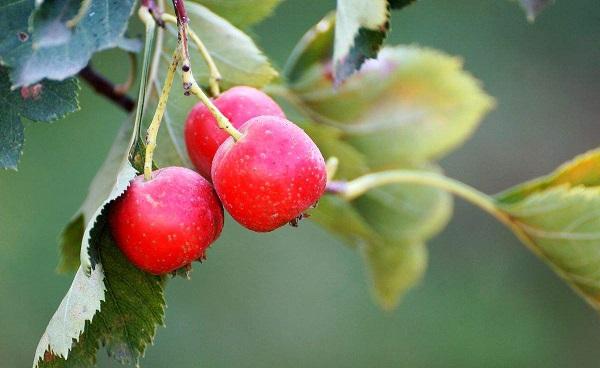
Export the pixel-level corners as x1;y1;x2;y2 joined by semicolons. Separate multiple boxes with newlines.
190;0;282;28
496;148;600;310
290;46;494;168
497;148;600;204
353;166;453;242
361;240;427;310
498;186;600;310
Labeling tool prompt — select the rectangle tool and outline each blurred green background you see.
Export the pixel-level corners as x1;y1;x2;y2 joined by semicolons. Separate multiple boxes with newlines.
2;0;600;367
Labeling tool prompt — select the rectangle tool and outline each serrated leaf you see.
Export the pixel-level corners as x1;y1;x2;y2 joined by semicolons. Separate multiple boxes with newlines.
495;148;600;310
333;0;415;84
190;0;282;28
34;230;165;368
59;120;134;272
0;66;79;170
333;0;388;84
3;0;135;86
79;142;137;274
0;111;24;169
361;240;427;310
516;0;553;21
290;46;494;168
33;265;105;366
148;3;277;167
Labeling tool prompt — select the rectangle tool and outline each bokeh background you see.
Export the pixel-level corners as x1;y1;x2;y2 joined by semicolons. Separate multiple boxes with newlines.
2;0;600;367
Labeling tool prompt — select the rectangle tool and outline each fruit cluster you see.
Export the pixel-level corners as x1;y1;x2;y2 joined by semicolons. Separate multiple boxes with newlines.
109;87;327;274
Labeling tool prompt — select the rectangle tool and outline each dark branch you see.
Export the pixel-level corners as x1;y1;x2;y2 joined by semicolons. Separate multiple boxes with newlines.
79;65;136;112
172;0;190;62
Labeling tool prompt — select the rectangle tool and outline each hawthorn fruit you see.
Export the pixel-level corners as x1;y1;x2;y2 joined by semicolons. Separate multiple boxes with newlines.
108;167;224;274
184;86;285;178
211;116;327;232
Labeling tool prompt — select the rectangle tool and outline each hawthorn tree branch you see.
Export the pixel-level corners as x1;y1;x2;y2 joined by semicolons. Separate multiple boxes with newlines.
172;0;190;64
79;65;136;112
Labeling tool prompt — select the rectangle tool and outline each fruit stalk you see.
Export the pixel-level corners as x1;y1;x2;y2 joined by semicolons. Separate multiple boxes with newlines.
144;48;181;180
161;13;222;96
182;68;242;141
169;0;241;140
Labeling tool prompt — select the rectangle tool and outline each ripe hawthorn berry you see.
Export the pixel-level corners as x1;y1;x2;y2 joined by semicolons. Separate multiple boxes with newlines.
184;86;285;178
211;116;327;232
108;166;224;274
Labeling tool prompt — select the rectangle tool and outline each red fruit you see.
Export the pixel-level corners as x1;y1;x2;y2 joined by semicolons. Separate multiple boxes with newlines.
211;116;327;232
184;86;286;178
108;167;224;274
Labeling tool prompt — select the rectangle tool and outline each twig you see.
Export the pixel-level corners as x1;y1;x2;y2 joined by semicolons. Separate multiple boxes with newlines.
142;0;165;27
172;0;190;63
169;0;240;139
162;13;222;96
78;64;135;112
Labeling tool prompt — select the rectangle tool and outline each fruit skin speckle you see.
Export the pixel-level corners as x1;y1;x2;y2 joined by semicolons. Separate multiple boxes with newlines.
108;167;224;274
212;116;327;232
184;86;286;179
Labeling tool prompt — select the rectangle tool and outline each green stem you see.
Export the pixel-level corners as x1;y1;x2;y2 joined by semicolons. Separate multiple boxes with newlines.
330;170;514;230
143;48;180;180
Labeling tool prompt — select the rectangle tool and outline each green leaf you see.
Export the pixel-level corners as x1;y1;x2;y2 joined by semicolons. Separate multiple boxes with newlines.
310;195;379;248
352;165;453;242
361;240;427;310
290;46;494;168
0;111;24;170
33;265;105;367
497;148;600;204
498;186;600;310
515;0;553;21
496;148;600;310
312;165;451;308
300;121;369;180
332;0;415;84
79;134;137;274
30;0;82;49
333;0;389;84
58;120;134;272
166;3;277;89
0;66;79;170
284;12;335;84
0;0;34;58
34;230;166;368
3;0;135;86
190;0;282;28
58;216;85;273
148;3;277;167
